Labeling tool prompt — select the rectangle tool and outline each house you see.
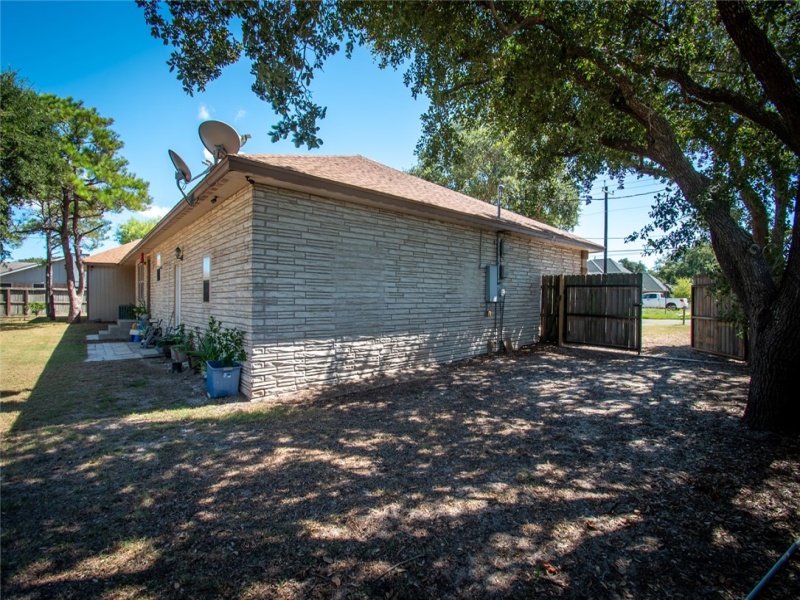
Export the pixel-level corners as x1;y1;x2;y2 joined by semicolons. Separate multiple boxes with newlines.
0;258;76;287
121;154;602;400
641;272;670;295
587;258;669;294
84;240;140;321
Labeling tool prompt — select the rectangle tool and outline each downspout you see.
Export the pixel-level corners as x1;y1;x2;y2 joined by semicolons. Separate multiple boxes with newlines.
497;184;504;219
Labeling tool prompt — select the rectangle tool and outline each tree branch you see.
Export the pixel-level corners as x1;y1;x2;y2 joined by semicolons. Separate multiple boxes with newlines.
716;0;800;157
485;1;544;37
644;64;795;154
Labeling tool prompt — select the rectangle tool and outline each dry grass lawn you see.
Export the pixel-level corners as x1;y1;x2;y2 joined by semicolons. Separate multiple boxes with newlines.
1;319;798;599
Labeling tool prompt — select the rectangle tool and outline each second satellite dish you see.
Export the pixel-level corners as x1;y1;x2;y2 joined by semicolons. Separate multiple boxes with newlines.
199;120;247;161
169;149;192;184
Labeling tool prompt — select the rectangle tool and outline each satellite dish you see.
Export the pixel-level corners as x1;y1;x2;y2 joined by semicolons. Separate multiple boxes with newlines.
169;149;192;184
199;120;243;161
168;121;252;208
168;149;197;206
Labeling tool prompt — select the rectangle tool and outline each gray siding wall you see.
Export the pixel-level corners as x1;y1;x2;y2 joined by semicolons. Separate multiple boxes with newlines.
249;185;582;399
87;264;135;321
0;260;73;285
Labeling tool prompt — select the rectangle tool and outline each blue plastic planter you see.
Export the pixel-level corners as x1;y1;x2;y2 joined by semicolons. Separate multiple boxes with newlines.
206;361;242;398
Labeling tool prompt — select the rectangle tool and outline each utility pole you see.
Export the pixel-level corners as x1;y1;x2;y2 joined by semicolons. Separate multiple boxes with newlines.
603;182;609;274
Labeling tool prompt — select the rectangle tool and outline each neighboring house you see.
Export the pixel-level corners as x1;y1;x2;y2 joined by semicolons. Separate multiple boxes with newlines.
586;258;669;294
586;257;630;275
84;240;140;322
121;154;602;400
641;271;670;294
0;261;39;285
0;258;77;287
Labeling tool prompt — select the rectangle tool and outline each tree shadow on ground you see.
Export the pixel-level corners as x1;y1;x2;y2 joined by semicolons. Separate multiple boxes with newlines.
2;344;798;599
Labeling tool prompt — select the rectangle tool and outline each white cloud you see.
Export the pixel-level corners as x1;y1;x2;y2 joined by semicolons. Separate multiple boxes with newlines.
202;148;214;163
235;109;246;122
198;104;211;120
138;205;170;219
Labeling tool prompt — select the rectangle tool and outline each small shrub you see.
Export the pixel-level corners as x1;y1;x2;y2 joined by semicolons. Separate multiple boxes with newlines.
27;302;46;316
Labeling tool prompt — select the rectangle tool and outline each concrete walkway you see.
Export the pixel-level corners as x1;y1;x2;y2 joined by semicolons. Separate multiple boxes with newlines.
85;337;163;362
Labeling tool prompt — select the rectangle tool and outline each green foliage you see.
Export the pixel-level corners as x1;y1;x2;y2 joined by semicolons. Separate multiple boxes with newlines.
409;124;580;229
4;81;151;321
193;316;247;368
115;217;158;245
131;300;149;318
619;258;648;274
14;257;48;266
0;71;63;260
137;2;798;281
670;278;692;300
26;302;46;317
655;242;719;285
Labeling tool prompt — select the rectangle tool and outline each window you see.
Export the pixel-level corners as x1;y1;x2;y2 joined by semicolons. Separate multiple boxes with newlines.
156;254;162;282
202;256;210;302
137;262;146;303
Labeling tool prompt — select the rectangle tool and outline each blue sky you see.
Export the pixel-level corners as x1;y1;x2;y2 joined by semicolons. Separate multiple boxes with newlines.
1;0;664;267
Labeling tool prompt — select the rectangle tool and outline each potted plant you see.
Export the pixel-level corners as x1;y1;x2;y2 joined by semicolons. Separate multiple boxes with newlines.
157;324;185;360
184;330;202;373
131;300;149;322
171;343;189;363
203;316;247;398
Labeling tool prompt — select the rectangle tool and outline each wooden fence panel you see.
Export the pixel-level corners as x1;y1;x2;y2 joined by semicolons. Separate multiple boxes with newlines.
1;286;86;318
691;276;748;361
541;273;642;351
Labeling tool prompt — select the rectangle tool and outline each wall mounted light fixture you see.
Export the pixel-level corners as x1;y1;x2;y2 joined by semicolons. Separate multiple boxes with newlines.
174;247;184;261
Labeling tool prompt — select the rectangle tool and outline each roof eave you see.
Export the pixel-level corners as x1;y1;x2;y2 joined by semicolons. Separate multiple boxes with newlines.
124;154;603;261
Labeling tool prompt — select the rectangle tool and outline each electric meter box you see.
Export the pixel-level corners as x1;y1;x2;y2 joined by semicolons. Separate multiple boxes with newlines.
485;265;499;302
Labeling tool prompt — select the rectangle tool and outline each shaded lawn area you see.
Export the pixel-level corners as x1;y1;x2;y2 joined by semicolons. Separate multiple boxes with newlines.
1;321;798;599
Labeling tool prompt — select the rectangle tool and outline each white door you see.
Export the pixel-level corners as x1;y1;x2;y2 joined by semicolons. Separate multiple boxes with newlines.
174;263;182;326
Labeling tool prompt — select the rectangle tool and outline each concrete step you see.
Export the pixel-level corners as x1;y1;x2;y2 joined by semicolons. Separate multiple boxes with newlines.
96;319;142;341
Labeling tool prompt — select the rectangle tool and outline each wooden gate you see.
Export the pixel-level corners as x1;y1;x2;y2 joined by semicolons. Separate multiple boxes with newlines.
691;275;748;361
541;273;642;352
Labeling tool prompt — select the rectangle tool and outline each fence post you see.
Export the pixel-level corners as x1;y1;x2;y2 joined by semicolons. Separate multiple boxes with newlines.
3;289;9;317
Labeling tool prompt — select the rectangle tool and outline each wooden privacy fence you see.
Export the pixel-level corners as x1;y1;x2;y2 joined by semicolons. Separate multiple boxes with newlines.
691;275;748;361
0;286;86;317
541;273;643;352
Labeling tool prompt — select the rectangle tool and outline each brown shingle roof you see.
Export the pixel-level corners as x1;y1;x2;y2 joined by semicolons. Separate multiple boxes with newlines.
242;154;600;250
85;240;141;265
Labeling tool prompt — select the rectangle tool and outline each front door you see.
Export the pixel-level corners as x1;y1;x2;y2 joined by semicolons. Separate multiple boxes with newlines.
174;263;182;326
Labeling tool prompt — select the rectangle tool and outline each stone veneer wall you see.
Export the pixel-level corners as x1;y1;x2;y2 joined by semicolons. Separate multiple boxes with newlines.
144;186;256;394
248;184;582;399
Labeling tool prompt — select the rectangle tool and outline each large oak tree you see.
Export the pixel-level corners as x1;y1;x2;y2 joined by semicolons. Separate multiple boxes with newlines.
139;0;799;431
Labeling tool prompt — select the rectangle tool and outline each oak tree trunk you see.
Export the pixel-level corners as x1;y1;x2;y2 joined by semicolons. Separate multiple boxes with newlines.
744;303;800;431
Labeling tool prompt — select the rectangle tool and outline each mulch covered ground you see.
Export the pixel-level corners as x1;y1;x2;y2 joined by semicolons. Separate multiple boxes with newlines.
2;326;798;599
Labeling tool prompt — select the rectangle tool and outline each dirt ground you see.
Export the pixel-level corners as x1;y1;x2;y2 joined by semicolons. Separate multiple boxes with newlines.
1;324;798;599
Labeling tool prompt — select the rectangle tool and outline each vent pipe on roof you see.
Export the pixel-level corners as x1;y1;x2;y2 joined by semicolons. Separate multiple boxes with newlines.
497;184;505;219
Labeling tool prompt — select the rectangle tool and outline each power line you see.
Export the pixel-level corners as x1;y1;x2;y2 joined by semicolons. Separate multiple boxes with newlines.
582;203;653;217
610;180;666;190
585;188;667;201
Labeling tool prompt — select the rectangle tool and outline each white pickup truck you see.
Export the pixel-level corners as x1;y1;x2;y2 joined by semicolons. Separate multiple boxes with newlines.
642;292;689;310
